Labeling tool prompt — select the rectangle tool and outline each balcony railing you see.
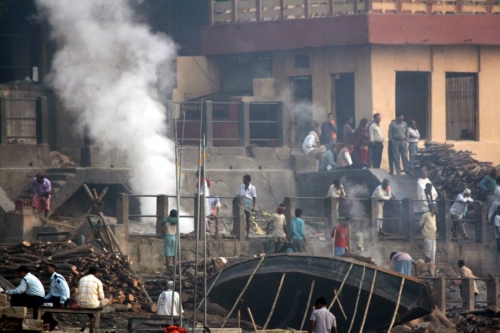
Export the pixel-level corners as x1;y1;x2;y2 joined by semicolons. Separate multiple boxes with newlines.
210;0;500;24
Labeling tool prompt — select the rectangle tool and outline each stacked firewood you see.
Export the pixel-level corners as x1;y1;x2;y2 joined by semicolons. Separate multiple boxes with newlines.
0;241;157;313
415;141;498;198
455;307;500;333
392;307;456;333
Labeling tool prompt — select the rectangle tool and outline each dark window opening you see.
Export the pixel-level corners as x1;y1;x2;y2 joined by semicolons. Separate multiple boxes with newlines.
396;72;430;139
221;53;272;92
291;76;313;144
249;102;282;147
294;54;310;69
445;73;478;141
332;73;355;142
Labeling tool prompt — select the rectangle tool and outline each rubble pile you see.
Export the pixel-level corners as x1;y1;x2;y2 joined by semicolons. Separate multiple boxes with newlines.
456;307;500;333
415;141;498;198
0;241;157;313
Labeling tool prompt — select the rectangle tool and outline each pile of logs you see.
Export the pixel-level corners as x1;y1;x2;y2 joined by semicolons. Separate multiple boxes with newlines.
456;307;500;333
392;307;456;333
0;241;157;313
415;141;498;198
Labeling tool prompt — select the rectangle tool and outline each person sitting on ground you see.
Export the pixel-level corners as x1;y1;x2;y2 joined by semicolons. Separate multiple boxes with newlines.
302;120;326;171
322;144;337;171
458;260;479;300
450;189;473;239
161;209;178;271
2;265;45;311
371;179;393;236
157;281;183;316
266;204;287;253
290;208;307;253
28;173;52;218
390;252;416;276
308;297;337;333
42;264;70;331
336;143;354;170
331;219;349;256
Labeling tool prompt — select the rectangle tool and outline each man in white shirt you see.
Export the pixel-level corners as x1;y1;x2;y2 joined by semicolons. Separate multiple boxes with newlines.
157;281;183;316
369;113;384;169
493;206;500;253
302;121;326;170
371;179;392;236
407;120;420;171
416;170;438;213
327;179;346;226
308;297;337;333
237;175;257;238
450;189;472;239
3;265;45;308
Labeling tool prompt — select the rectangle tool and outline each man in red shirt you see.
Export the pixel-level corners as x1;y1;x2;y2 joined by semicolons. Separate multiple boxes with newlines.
331;219;349;256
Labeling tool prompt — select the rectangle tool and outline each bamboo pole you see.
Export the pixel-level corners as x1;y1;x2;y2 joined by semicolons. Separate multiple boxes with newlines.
333;289;347;320
387;278;405;333
171;142;179;324
347;266;365;333
221;257;265;327
202;134;208;327
237;310;241;329
328;263;353;310
177;104;187;324
247;308;258;333
359;270;377;333
262;273;286;330
300;280;316;332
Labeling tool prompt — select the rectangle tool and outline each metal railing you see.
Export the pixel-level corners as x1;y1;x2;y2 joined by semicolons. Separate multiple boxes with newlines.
210;0;500;24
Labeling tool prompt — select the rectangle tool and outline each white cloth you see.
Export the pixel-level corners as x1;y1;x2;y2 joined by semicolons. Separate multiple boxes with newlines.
423;239;436;264
416;178;438;212
157;290;183;316
450;193;473;216
6;272;45;297
488;186;500;220
407;127;420;143
372;185;391;230
336;148;352;167
237;184;257;201
495;215;500;239
327;185;345;198
369;123;384;142
302;131;319;155
391;252;412;265
310;307;336;333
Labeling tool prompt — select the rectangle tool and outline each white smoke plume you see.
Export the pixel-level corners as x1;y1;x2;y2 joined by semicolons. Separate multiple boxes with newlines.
35;0;192;232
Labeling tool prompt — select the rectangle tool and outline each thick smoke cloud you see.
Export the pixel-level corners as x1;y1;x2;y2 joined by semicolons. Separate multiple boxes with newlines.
36;0;192;232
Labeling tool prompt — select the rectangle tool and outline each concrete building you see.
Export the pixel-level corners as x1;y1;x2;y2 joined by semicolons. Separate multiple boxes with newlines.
174;0;500;165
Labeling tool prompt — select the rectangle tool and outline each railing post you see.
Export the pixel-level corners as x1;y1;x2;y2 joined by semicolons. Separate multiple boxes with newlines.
256;0;262;21
36;96;48;144
280;0;285;19
206;101;214;147
243;102;250;147
116;194;129;242
487;278;500;307
231;0;237;22
283;197;295;237
330;197;338;230
0;98;7;144
461;278;475;312
232;196;246;241
156;195;169;236
403;199;412;242
433;277;446;313
329;0;334;16
371;198;378;244
305;0;310;17
443;199;451;243
209;0;214;25
474;201;487;243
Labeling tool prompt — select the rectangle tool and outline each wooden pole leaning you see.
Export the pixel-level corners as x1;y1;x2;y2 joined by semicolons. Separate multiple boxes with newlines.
262;273;286;330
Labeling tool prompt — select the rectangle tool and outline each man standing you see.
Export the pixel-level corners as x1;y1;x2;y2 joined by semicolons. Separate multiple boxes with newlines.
390;252;415;276
478;168;497;212
389;113;409;174
343;117;354;144
327;179;346;226
161;210;178;270
458;260;479;300
369;113;384;169
371;179;392;236
43;264;71;331
308;297;337;333
322;144;337;171
416;170;438;213
77;267;109;308
494;205;500;253
303;121;326;170
290;208;307;252
450;189;473;239
331;219;349;256
237;175;257;238
28;173;52;218
266;205;287;253
407;120;420;172
419;202;437;264
320;113;338;147
157;281;183;316
3;265;45;309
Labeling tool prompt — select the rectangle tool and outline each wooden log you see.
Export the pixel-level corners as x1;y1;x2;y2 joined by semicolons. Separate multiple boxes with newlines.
110;303;131;312
51;244;93;260
182;292;193;303
131;302;142;313
123;294;135;304
140;303;157;313
433;307;455;329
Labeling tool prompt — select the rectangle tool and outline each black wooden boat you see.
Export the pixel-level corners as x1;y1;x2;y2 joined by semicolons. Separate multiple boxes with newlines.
207;253;434;332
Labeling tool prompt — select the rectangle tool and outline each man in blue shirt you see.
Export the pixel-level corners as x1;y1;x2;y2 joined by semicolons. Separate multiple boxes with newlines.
290;208;307;252
42;264;71;330
3;265;45;316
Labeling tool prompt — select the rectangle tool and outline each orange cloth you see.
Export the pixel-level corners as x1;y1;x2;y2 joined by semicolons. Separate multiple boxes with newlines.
330;121;337;140
32;195;50;213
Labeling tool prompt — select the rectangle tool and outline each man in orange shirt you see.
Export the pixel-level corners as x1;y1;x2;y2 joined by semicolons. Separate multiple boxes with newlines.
331;219;349;256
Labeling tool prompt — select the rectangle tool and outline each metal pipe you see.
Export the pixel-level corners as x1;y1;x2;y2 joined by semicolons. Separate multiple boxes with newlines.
203;134;208;326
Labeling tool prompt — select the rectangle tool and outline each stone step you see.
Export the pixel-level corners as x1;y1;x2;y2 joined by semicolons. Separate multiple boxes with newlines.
45;168;78;174
47;173;76;181
50;180;67;188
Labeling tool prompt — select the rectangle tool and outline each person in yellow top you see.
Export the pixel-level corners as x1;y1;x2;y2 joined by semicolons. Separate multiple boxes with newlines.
458;260;479;301
419;202;437;264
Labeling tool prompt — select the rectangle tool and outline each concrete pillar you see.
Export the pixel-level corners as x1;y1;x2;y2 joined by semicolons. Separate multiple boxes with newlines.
36;96;48;144
232;196;246;241
116;194;129;242
461;278;475;312
283;197;295;236
433;277;446;313
330;197;339;231
474;201;487;243
487;278;500;308
156;195;168;236
442;199;451;243
371;198;378;244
